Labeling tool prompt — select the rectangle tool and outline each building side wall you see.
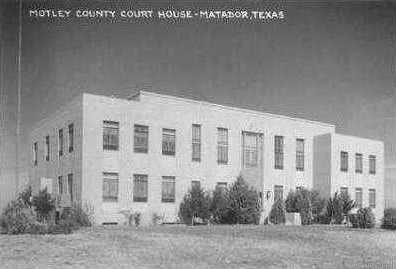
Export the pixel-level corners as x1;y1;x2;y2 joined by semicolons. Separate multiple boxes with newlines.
313;133;332;197
29;96;83;204
331;134;384;220
81;93;335;224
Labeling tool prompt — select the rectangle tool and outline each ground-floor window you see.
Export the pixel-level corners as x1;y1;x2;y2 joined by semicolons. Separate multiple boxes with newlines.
67;173;73;202
274;185;284;201
133;174;148;202
340;187;348;196
355;188;363;208
369;189;376;208
103;172;119;202
191;180;201;189
162;176;175;203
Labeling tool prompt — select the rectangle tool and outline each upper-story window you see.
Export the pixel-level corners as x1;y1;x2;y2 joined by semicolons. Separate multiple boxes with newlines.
296;138;304;171
103;121;119;151
274;136;284;170
58;129;64;157
369;155;376;174
355;153;363;173
340;151;348;172
133;174;148;202
68;123;74;153
217;128;228;164
103;172;119;202
242;132;259;168
33;142;38;166
45;135;50;161
192;124;201;162
134;125;148;153
162;128;176;156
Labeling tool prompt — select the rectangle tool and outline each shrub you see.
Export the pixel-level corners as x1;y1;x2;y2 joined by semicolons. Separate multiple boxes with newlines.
60;203;92;229
179;184;211;225
324;192;354;224
134;212;141;227
32;188;55;222
226;176;261;224
310;190;327;223
152;213;163;225
210;186;229;224
269;199;286;224
382;208;396;230
0;199;36;234
355;207;375;229
296;189;313;225
285;191;298;213
19;186;33;207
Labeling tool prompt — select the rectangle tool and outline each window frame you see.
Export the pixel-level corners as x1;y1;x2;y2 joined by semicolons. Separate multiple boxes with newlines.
296;138;304;171
355;153;363;174
33;142;38;166
133;174;148;202
102;172;119;202
45;135;50;161
274;185;284;201
355;188;363;208
192;124;201;162
161;176;175;203
369;155;376;175
67;173;73;202
103;121;119;151
134;124;149;153
274;136;284;170
340;151;348;172
217;127;228;164
162;128;176;156
58;128;64;157
369;188;376;208
58;175;63;194
68;123;74;153
242;131;260;168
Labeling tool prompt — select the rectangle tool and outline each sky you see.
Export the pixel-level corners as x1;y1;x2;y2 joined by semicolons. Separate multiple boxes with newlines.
1;1;395;189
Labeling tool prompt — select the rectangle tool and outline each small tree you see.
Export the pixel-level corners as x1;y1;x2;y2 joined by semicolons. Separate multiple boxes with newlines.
210;186;229;224
285;191;299;213
32;188;55;222
356;207;375;229
179;184;211;225
269;199;286;224
226;176;261;224
296;188;313;225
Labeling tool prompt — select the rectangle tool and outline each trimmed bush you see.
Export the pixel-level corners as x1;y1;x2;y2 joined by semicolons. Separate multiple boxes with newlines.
0;199;37;234
32;188;55;222
226;176;261;224
355;207;375;229
210;186;229;224
285;191;298;213
382;208;396;230
179;184;211;225
60;203;92;229
269;199;286;224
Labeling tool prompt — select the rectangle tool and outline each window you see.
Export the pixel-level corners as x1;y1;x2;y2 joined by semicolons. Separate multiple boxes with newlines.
68;124;74;153
134;124;148;153
216;182;227;191
340;151;348;172
33;142;38;166
274;136;284;169
191;180;201;189
355;188;363;208
45;135;50;161
162;128;176;156
355;153;363;173
274;185;284;201
217;128;228;164
67;173;73;202
369;189;376;208
296;138;304;171
58;176;63;194
103;172;119;202
103;121;119;151
133;174;148;202
162;176;175;202
58;129;64;157
340;187;348;196
242;132;259;168
192;124;201;162
369;155;376;174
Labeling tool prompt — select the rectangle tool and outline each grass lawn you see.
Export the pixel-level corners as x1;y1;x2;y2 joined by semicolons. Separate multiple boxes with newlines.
1;225;395;269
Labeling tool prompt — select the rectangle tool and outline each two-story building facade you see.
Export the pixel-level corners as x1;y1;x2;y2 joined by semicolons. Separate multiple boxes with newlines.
29;91;384;224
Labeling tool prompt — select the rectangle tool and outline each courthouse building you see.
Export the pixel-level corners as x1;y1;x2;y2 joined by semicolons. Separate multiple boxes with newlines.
29;91;384;224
